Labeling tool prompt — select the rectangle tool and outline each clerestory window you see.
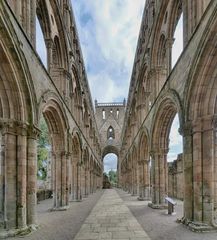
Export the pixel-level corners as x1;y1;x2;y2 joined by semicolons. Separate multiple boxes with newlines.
107;126;115;140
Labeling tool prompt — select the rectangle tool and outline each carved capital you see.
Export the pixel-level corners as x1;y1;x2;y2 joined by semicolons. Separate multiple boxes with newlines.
28;125;40;139
0;119;28;136
179;121;192;137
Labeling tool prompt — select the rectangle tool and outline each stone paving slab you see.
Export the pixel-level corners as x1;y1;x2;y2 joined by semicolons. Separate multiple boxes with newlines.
117;189;217;240
74;189;151;240
7;191;104;240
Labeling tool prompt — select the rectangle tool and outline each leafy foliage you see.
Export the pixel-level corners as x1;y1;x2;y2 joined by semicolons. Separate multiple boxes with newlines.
37;117;50;180
108;170;117;184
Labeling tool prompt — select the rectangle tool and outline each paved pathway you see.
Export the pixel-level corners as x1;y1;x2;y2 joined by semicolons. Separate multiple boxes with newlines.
117;189;217;240
74;189;150;240
9;191;104;240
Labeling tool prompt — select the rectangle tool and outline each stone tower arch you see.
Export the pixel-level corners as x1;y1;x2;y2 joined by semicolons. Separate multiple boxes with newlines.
95;100;126;171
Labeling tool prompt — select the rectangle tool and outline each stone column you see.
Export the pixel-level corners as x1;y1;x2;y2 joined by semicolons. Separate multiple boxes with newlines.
181;117;216;230
52;151;59;208
70;161;76;201
45;39;53;73
143;159;151;200
61;151;68;207
131;166;137;196
89;169;93;194
178;121;193;222
165;38;174;73
31;0;36;47
149;149;168;209
0;122;16;229
16;123;28;229
0;120;29;231
27;126;39;226
76;161;82;201
138;161;144;200
84;166;88;197
52;151;66;209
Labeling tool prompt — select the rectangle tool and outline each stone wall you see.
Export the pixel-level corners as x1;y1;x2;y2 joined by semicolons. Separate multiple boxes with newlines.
168;154;184;200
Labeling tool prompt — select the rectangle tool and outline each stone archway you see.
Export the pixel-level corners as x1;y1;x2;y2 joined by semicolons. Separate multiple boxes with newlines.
150;97;182;208
182;14;217;228
0;39;36;233
40;98;69;210
138;132;150;200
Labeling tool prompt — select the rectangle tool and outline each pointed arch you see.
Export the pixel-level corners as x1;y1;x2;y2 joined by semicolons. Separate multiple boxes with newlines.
107;125;115;140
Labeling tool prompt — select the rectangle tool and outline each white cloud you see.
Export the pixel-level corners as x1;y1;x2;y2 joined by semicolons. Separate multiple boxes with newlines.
168;114;183;162
71;1;183;162
172;14;183;68
103;153;118;173
72;0;145;102
36;17;47;68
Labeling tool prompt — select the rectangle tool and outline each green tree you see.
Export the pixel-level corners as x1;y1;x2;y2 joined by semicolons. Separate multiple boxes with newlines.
108;170;117;184
37;117;50;180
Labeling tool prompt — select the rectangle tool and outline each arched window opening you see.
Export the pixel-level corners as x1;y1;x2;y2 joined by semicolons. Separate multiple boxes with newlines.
167;114;182;162
103;153;118;188
37;117;51;192
116;109;119;119
102;109;105;119
107;126;115;140
36;16;47;68
167;114;183;200
172;13;183;68
52;36;62;68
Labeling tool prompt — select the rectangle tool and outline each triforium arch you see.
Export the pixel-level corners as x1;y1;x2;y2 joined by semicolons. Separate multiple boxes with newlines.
182;5;217;228
150;0;184;96
150;94;183;208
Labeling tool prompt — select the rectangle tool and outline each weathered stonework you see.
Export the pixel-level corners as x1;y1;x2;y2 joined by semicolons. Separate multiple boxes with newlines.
0;0;217;237
95;100;126;159
0;0;102;237
119;0;217;232
168;154;184;200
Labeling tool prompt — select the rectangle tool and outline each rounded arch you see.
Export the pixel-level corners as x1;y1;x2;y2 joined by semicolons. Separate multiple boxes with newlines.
0;42;27;121
38;91;69;127
0;23;36;124
150;90;183;146
42;101;68;152
102;145;119;159
137;126;150;152
152;98;177;150
71;129;82;156
150;93;183;205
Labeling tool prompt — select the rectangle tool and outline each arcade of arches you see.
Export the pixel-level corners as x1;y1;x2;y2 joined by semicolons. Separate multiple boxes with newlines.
1;0;217;237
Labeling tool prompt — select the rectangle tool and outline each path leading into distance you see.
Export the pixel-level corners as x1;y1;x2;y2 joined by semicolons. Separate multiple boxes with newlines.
74;189;150;240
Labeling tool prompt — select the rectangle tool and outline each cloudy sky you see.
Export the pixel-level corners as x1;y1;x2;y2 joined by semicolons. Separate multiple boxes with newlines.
36;1;183;173
71;0;145;103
